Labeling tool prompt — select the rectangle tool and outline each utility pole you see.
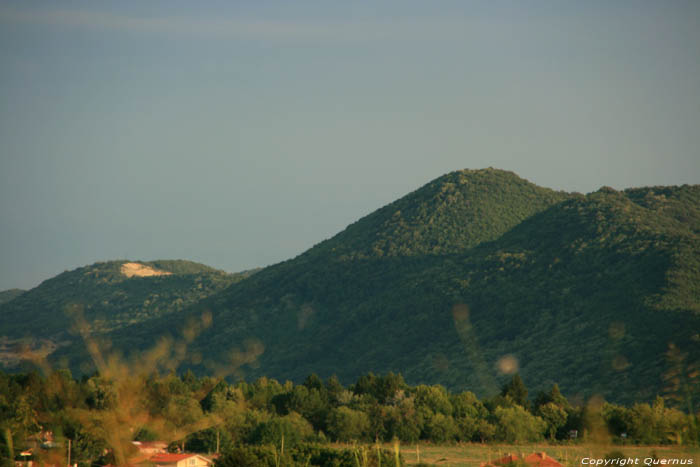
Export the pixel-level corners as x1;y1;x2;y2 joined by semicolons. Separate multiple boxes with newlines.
67;438;71;467
216;429;220;454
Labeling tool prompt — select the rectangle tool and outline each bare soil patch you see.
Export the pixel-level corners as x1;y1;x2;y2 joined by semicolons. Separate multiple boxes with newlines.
120;262;172;278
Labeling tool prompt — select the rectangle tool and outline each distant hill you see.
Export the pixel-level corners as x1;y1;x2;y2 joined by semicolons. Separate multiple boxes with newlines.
4;170;699;404
0;260;256;360
0;289;24;305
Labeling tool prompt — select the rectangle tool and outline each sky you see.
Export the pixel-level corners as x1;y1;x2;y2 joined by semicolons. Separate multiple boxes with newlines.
1;1;699;291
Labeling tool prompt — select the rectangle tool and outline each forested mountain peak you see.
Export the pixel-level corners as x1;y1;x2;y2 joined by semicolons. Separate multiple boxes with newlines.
0;260;253;342
307;168;571;259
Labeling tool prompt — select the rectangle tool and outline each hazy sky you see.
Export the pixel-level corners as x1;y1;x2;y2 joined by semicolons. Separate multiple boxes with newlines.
1;1;699;291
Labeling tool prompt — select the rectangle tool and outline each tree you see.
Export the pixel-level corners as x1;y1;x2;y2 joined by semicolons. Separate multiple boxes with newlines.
414;385;453;416
352;372;406;405
325;375;345;407
162;395;207;451
424;413;458;443
247;413;313;448
451;391;487;420
534;384;570;411
501;374;528;408
326;407;370;442
493;406;546;443
451;391;488;441
63;418;107;467
303;374;324;393
537;402;567;440
662;343;699;420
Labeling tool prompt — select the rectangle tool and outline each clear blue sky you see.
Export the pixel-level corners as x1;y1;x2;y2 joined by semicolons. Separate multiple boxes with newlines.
1;1;699;290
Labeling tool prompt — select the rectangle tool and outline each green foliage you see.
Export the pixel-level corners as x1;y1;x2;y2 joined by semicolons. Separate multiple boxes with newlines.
186;427;234;455
0;289;24;306
309;168;570;259
1;366;700;462
602;397;695;445
451;391;486;419
216;444;280;467
326;407;370;442
534;384;570;411
352;372;406;405
220;443;402;467
294;443;400;467
423;412;457;443
248;412;314;447
537;403;567;440
215;443;401;467
0;259;254;367
492;406;546;443
501;375;528;409
414;385;452;416
2;170;699;407
126;173;696;405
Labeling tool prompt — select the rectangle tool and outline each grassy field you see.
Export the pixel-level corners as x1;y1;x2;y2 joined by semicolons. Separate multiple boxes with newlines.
343;443;700;466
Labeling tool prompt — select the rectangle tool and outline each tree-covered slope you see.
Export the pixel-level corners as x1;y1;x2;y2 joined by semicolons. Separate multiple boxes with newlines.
426;186;700;403
0;289;24;306
66;172;700;404
0;260;254;341
7;170;699;405
306;168;570;259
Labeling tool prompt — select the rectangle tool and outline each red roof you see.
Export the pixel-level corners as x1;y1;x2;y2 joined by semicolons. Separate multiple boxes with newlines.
482;452;562;467
524;452;563;467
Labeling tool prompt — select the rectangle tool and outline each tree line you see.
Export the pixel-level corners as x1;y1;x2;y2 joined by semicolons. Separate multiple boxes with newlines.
0;369;697;466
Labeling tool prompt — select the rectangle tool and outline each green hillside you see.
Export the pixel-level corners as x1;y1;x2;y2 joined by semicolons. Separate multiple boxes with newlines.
49;170;695;404
0;289;24;305
186;193;695;403
307;168;570;259
0;260;254;344
6;170;699;405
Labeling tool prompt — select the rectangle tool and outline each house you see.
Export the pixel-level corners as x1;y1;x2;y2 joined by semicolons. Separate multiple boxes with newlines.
150;453;213;467
524;452;564;467
481;452;562;467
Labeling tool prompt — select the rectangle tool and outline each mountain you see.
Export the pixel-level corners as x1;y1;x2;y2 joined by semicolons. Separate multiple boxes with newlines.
161;177;695;404
4;169;699;404
0;289;24;305
307;168;570;259
0;260;256;367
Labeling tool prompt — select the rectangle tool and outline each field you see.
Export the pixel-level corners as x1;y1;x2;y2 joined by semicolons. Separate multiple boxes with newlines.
346;443;700;466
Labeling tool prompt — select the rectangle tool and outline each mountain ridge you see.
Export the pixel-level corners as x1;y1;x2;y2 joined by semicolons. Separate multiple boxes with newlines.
2;169;698;404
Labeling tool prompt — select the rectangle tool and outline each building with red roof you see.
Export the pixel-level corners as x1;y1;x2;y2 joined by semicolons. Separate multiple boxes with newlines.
524;452;564;466
481;452;562;467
